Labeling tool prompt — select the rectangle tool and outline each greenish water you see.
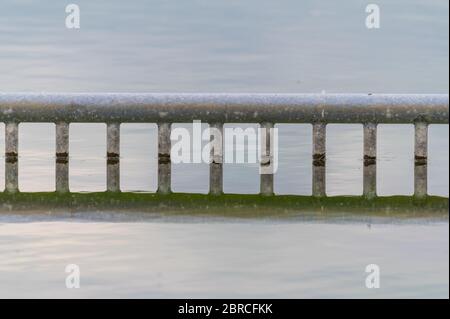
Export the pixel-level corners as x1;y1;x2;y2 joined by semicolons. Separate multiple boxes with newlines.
0;0;448;298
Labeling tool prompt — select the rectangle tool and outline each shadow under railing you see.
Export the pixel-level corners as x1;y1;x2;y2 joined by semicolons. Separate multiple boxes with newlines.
0;192;448;221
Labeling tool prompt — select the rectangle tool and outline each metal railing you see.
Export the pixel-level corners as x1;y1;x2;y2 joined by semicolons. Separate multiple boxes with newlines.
0;93;448;198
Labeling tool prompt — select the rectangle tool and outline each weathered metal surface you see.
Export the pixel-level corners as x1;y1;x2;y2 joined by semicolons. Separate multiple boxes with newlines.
106;123;121;192
5;123;19;193
363;164;377;199
55;122;70;193
209;123;223;195
414;122;428;161
363;123;377;198
1;93;448;197
5;122;18;157
363;123;377;161
1;93;448;124
312;123;326;162
415;163;428;198
55;122;69;157
312;123;327;196
55;162;69;193
312;165;326;197
157;123;171;194
260;122;274;196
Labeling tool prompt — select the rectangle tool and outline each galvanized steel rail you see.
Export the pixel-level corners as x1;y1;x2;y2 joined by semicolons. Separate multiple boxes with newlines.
0;93;448;197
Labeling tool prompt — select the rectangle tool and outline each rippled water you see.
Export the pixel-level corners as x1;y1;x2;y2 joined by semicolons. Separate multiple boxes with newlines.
0;0;448;298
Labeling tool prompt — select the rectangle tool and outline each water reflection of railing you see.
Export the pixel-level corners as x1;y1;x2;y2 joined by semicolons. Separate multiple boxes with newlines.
0;93;448;197
0;193;448;220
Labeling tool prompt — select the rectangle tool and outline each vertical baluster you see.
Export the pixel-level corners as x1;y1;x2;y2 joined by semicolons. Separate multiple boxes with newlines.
5;122;19;193
55;122;70;193
414;164;427;199
363;123;377;198
312;123;326;197
209;123;223;195
414;122;428;198
260;122;274;196
107;123;121;192
157;123;172;194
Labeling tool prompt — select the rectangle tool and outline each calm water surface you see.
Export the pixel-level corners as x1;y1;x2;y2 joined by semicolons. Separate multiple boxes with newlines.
0;0;448;298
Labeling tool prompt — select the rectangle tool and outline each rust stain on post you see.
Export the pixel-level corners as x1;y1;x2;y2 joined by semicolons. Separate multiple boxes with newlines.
414;122;428;198
107;123;121;192
55;122;70;193
313;123;326;163
5;122;19;193
312;123;326;197
363;123;377;198
414;122;428;163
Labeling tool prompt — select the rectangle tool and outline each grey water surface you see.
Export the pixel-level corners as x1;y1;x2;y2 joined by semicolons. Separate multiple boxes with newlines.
0;0;448;298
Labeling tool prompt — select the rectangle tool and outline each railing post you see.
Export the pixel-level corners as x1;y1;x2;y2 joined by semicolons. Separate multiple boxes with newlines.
414;122;428;198
55;122;70;193
107;123;121;192
363;123;377;198
157;122;172;194
260;122;274;196
209;123;223;195
5;122;19;193
312;123;326;197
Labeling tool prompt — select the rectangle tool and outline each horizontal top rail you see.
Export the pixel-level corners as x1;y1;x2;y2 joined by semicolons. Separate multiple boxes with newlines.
0;93;448;124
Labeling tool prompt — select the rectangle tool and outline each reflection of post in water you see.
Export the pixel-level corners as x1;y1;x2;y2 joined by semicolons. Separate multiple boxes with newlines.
363;123;377;198
5;122;19;193
157;123;172;194
312;123;326;197
107;123;121;192
414;122;428;198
